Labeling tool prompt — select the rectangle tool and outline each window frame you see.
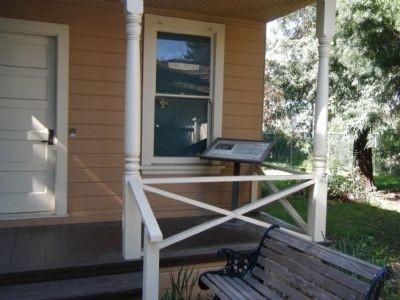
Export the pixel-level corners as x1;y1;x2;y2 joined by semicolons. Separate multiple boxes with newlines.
142;14;225;169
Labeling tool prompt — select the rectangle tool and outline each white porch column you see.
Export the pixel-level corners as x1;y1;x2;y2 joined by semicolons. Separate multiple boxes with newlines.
122;0;144;259
308;0;336;242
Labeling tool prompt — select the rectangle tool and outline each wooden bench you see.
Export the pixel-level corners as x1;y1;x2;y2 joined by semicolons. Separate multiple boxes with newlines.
199;225;392;300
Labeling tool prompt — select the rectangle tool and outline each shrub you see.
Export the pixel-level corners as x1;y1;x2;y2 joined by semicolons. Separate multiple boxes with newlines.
328;166;368;201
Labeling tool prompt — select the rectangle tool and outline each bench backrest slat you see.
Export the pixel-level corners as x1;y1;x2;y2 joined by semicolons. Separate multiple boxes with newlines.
263;238;370;294
268;229;380;279
252;265;309;299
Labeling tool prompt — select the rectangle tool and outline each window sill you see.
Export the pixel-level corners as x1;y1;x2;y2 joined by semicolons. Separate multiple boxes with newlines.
141;163;225;175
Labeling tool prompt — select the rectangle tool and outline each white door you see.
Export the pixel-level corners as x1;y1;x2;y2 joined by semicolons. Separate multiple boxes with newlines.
0;32;56;215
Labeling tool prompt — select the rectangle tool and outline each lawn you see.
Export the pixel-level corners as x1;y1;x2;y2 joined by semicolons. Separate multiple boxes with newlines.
375;174;400;192
263;182;400;298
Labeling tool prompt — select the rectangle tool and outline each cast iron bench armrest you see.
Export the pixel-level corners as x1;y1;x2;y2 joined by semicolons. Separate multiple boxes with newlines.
199;225;392;300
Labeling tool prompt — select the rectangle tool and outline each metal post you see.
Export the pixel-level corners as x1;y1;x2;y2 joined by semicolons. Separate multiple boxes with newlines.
231;162;241;210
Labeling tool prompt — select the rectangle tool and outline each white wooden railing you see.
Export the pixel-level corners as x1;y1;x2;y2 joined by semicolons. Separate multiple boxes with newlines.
126;166;317;299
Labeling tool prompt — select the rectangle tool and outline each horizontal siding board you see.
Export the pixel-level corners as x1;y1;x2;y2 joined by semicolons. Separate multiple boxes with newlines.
70;50;125;68
224;77;264;92
225;51;266;67
224;64;264;80
68;154;124;168
70;65;125;82
68;168;123;183
69;95;124;111
69;140;124;154
224;103;263;117
70;34;126;53
1;0;125;25
69;110;124;125
67;125;124;140
68;182;122;197
70;80;124;96
222;128;262;140
0;15;125;38
225;38;265;54
70;209;122;217
224;116;262;129
69;21;125;39
225;25;265;42
223;90;263;104
68;195;122;211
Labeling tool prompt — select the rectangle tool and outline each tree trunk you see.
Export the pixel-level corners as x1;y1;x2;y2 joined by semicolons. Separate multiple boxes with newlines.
353;127;375;190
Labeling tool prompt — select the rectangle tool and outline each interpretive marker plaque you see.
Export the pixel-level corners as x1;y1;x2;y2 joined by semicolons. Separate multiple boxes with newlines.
201;138;274;211
200;138;273;164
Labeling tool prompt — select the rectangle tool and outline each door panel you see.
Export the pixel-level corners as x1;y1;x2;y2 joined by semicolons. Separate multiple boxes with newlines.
0;33;49;68
0;31;55;215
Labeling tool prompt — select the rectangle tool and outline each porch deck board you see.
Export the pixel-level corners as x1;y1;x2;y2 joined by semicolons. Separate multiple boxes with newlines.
0;215;265;275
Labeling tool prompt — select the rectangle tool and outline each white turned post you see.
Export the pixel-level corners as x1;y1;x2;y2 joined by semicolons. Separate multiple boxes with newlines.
143;228;160;300
308;0;336;242
122;0;144;259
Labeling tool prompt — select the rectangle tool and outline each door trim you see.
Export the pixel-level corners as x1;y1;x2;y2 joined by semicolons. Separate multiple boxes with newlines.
0;17;69;217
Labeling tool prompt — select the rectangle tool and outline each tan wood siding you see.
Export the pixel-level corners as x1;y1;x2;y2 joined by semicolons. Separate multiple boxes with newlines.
0;1;266;226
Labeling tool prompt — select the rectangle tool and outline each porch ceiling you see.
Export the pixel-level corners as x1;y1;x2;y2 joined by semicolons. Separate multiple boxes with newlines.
144;0;315;22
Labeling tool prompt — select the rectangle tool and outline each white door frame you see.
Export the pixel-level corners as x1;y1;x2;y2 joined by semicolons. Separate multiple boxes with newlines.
0;17;69;217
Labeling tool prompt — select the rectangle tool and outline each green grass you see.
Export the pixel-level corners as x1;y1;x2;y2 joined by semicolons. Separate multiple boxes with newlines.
375;174;400;192
265;199;400;263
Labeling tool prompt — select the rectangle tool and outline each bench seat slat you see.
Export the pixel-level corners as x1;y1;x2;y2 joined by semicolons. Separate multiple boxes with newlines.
264;238;370;294
243;276;286;300
221;276;258;299
232;277;265;300
258;256;341;300
260;246;362;299
252;267;308;300
201;275;231;300
268;229;380;279
206;274;242;300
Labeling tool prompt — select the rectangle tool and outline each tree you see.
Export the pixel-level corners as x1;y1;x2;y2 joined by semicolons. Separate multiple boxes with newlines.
331;0;400;189
264;7;317;141
265;0;400;190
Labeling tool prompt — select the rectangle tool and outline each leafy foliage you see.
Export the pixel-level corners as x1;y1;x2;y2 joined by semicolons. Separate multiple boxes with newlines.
265;1;400;194
264;6;317;141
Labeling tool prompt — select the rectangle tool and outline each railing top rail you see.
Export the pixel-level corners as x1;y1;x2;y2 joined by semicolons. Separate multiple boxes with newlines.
128;178;163;242
142;174;314;185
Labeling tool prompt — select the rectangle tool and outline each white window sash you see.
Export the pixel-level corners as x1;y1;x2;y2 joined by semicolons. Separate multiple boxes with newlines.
142;14;225;169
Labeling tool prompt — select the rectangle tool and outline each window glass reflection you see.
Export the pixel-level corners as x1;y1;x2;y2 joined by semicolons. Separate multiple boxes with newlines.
154;97;208;156
156;32;211;96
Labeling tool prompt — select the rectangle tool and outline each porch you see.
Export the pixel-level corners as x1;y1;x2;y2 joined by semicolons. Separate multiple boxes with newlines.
0;216;270;299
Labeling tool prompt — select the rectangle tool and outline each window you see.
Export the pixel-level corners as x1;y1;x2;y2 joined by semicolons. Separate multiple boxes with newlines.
142;15;225;172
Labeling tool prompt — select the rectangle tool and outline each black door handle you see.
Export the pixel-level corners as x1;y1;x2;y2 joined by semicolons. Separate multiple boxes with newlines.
41;129;54;145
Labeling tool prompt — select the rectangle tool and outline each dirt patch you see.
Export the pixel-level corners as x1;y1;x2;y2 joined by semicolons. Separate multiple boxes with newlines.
368;191;400;213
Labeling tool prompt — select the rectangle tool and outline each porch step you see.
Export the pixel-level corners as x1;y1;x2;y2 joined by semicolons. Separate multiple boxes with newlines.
0;260;142;286
0;252;223;299
0;272;142;300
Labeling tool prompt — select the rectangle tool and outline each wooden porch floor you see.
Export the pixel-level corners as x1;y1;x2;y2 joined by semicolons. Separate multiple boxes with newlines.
0;215;266;276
